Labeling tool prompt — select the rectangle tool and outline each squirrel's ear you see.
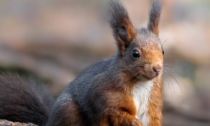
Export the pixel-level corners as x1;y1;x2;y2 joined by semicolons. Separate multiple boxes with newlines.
148;0;162;36
109;0;136;56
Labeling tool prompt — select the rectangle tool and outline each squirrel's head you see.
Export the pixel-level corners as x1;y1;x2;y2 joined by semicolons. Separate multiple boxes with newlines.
110;0;163;80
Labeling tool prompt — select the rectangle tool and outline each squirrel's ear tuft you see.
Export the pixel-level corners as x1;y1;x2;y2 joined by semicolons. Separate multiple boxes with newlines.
109;0;136;56
148;0;162;36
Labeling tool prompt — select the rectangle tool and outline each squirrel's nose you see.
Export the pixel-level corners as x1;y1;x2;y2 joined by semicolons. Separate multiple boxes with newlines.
153;65;162;75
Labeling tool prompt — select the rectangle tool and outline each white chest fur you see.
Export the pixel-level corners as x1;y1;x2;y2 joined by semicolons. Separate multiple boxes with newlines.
132;81;154;126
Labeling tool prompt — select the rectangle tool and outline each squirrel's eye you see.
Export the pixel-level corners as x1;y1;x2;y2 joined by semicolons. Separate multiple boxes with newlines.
162;50;165;55
132;50;140;58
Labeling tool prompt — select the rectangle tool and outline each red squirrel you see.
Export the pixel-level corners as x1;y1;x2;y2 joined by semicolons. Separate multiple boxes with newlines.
0;0;163;126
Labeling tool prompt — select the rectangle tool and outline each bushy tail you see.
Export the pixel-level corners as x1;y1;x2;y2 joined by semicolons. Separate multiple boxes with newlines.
0;74;54;126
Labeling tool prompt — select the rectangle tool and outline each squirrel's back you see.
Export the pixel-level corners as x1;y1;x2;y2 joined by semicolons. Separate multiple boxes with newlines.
0;58;113;126
46;57;114;126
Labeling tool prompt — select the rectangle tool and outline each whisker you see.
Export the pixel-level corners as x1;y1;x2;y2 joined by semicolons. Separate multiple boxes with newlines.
163;66;183;95
163;76;176;96
160;39;168;52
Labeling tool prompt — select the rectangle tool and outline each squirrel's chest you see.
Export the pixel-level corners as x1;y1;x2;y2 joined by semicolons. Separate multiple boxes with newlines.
131;81;154;126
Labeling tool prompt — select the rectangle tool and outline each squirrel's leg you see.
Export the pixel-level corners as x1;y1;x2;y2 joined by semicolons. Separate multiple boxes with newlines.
46;96;84;126
91;91;143;126
100;107;143;126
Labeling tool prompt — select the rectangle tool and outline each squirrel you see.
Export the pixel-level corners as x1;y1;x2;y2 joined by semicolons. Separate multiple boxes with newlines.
0;0;163;126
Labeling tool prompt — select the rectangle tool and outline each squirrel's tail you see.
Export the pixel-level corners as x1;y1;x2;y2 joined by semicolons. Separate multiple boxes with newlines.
0;74;54;126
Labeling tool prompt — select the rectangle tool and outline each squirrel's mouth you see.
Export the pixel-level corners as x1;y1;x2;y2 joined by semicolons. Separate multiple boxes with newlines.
142;74;157;80
139;71;160;80
131;66;162;81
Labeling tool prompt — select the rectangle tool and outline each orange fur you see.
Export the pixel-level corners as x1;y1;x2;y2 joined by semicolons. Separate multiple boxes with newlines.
148;77;163;126
64;100;84;126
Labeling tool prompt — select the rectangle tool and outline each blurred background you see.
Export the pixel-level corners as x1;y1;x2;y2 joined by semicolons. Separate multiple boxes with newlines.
0;0;210;125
